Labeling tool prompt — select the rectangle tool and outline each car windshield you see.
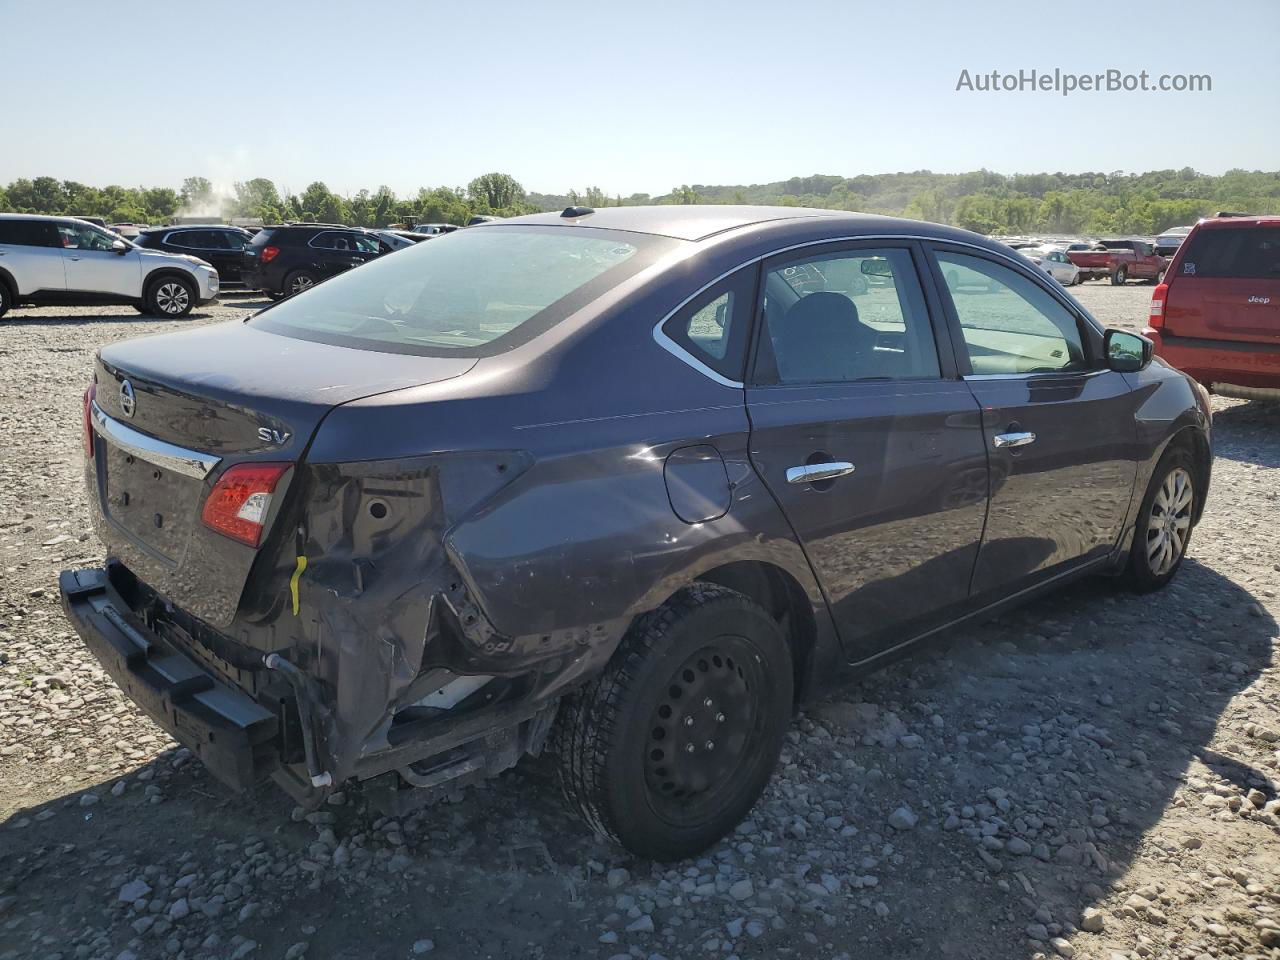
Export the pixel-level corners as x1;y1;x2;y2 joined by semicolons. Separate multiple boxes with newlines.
251;226;680;356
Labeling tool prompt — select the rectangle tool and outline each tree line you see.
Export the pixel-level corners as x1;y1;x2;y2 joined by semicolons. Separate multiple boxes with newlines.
2;168;1277;236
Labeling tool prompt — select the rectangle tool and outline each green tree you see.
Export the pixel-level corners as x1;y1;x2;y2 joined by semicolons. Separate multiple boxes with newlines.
234;178;285;221
180;176;214;210
467;173;525;211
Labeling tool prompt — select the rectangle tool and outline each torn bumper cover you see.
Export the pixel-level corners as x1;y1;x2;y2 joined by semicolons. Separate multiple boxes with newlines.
59;567;279;790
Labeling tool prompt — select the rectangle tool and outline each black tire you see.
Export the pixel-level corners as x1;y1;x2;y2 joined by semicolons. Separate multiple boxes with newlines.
266;291;286;302
554;583;793;860
0;281;10;319
1153;268;1165;285
144;275;196;317
133;305;148;314
1125;444;1198;593
1112;266;1127;285
284;270;317;298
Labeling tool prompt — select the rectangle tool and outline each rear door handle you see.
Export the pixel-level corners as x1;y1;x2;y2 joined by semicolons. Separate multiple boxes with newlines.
993;431;1036;449
786;462;856;484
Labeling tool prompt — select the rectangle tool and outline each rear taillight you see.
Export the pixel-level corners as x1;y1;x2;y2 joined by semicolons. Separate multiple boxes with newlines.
201;463;291;547
82;382;96;459
1149;282;1168;329
260;245;280;264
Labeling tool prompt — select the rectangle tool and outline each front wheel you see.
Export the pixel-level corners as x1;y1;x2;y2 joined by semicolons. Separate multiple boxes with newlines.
0;282;10;319
554;583;793;860
1112;266;1128;285
144;276;196;317
1126;445;1198;592
1153;269;1166;285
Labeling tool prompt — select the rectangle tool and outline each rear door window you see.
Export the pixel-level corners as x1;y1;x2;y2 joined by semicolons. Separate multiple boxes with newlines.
754;247;941;385
1180;227;1280;279
0;219;59;246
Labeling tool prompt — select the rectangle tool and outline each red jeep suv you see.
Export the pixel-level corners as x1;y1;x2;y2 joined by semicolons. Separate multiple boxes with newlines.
1145;214;1280;400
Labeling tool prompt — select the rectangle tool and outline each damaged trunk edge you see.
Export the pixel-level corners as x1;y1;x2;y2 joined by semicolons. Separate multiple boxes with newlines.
139;449;632;809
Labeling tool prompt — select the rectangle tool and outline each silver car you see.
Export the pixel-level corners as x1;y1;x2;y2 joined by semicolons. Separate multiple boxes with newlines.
1024;245;1081;286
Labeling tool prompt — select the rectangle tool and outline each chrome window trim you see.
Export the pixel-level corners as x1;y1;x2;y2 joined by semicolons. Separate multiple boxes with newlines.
90;402;221;480
653;232;1097;388
963;368;1109;382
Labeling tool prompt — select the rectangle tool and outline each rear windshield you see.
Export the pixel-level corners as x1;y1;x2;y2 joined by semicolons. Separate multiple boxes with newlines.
1180;227;1280;279
251;226;680;356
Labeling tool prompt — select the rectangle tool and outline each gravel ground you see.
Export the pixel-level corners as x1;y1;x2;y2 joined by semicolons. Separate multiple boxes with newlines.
1;285;1278;960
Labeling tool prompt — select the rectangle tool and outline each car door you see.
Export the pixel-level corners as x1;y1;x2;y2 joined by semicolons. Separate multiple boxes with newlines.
927;244;1139;598
308;231;361;280
59;221;141;297
0;219;67;294
214;230;249;281
745;241;990;662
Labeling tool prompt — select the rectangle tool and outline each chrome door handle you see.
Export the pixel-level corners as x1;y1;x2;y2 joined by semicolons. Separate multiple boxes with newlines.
786;462;856;484
69;256;82;261
993;431;1036;448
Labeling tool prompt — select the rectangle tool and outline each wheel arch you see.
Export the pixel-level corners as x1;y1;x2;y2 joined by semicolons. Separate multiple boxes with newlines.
0;266;18;302
1164;423;1212;525
142;267;198;298
689;559;828;707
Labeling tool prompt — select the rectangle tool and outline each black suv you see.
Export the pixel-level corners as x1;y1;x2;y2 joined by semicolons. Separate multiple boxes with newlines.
242;225;391;299
134;225;254;286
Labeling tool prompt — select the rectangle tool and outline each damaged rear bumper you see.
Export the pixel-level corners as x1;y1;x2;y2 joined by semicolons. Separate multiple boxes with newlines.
59;567;279;790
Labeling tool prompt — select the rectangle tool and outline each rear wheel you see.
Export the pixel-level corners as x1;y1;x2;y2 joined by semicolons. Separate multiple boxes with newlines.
284;270;317;297
1112;266;1128;285
554;583;793;860
1126;445;1198;592
0;282;10;318
144;276;196;317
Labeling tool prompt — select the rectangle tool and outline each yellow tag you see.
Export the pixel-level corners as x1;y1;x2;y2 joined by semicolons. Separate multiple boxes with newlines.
289;556;308;616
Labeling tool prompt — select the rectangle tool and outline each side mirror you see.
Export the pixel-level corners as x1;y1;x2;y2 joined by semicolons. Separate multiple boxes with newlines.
1105;328;1153;372
111;239;129;255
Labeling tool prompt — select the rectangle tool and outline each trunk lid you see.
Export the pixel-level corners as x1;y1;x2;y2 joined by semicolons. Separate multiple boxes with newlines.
91;320;475;625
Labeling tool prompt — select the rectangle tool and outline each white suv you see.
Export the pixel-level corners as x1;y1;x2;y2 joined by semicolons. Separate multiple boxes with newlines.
0;214;218;319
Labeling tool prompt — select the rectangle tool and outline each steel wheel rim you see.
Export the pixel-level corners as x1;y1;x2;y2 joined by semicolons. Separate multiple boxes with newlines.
290;275;314;295
643;640;765;826
1146;466;1193;576
156;282;189;314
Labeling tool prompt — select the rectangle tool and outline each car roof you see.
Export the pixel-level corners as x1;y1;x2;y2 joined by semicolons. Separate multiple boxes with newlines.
501;205;851;241
1196;215;1280;230
495;204;1006;250
143;224;248;233
0;213;95;223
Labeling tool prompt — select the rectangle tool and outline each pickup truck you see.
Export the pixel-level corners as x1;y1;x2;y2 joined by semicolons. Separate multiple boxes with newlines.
1067;239;1168;285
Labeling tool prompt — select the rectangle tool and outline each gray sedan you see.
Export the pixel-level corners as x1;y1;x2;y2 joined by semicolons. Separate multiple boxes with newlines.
62;205;1211;859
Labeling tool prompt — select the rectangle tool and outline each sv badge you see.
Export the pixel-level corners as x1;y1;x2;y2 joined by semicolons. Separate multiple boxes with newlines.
257;427;292;445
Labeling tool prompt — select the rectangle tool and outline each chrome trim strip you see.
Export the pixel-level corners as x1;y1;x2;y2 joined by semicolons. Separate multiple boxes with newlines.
653;232;1096;388
90;402;220;480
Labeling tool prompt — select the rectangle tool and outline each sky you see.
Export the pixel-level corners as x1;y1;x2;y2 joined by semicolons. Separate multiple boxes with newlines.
2;0;1276;198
